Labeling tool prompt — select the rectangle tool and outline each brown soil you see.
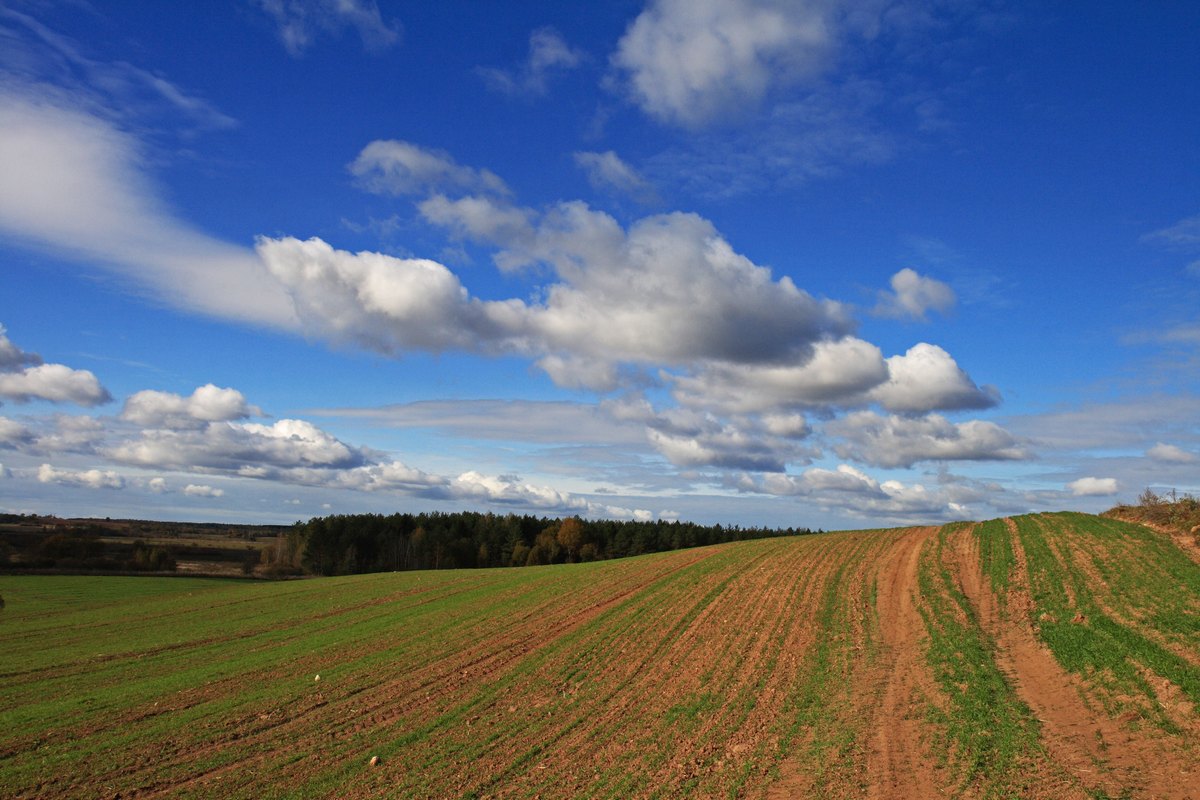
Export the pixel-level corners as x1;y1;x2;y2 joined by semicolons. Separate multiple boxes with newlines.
953;518;1199;800
4;519;1198;799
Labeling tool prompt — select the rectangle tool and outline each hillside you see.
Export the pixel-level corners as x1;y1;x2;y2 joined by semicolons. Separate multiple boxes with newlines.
0;513;1197;798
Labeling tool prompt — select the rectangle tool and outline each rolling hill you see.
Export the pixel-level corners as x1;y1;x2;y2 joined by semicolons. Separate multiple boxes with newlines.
1;513;1197;798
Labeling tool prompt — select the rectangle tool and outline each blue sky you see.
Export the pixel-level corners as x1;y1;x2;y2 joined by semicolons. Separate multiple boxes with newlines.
1;0;1198;529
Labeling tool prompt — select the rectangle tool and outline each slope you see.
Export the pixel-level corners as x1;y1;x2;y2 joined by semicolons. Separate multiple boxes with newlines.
0;514;1196;798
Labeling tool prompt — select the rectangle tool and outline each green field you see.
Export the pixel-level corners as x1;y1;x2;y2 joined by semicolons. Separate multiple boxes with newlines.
1;514;1197;798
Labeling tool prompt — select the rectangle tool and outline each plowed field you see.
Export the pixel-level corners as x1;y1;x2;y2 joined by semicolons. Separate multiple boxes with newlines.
1;513;1197;798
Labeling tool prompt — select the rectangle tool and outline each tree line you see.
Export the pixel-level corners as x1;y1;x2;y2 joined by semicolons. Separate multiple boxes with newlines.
283;511;819;576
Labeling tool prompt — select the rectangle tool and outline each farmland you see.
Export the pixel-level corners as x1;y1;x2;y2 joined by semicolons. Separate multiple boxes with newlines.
0;513;1197;798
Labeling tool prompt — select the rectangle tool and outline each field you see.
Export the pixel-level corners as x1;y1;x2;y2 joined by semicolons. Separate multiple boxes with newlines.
1;513;1197;798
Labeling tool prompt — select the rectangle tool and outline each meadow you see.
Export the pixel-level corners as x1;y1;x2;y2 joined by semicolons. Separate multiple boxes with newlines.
0;513;1196;798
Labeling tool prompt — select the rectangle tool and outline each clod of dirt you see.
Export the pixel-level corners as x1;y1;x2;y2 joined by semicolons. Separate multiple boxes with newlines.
1071;612;1086;624
369;755;380;767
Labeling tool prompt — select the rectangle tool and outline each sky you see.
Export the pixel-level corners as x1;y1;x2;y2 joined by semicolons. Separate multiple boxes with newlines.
1;1;1198;530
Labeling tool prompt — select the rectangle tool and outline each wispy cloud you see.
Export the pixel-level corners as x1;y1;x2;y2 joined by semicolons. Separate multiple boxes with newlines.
254;0;401;56
479;27;584;97
574;150;658;204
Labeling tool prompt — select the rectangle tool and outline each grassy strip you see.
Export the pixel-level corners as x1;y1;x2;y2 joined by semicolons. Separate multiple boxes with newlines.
973;519;1015;610
765;529;887;794
918;523;1044;798
1014;515;1200;726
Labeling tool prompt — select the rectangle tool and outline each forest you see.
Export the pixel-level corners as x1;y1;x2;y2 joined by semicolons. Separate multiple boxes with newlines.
283;511;818;576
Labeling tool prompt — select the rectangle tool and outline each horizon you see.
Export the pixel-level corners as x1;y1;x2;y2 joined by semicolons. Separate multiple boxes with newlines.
1;2;1198;530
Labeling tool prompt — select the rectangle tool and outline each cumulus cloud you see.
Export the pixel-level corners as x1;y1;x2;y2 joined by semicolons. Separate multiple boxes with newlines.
670;337;887;413
1146;442;1197;464
612;0;835;128
0;416;35;447
255;0;401;56
0;325;42;370
574;150;657;203
264;203;853;373
257;235;517;354
37;463;125;489
873;268;956;321
423;200;855;364
745;463;978;521
605;395;815;472
36;414;106;453
183;483;224;498
147;477;168;493
830;411;1026;469
122;384;261;429
109;418;367;473
479;27;584;97
868;344;998;413
0;363;111;407
1068;476;1118;497
0;326;110;407
349;140;509;197
0;91;296;329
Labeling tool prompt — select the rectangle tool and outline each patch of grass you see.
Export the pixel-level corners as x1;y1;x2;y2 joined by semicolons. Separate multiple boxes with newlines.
1013;514;1200;728
918;523;1044;798
973;519;1016;607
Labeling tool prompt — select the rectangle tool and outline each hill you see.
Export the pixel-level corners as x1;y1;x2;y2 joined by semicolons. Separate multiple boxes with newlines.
0;513;1197;798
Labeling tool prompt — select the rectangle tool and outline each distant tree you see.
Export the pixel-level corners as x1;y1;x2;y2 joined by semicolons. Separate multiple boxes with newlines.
556;517;585;562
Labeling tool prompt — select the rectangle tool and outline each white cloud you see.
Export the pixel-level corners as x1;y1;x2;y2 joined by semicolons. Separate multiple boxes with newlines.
747;463;980;521
348;140;509;197
868;343;998;413
0;9;238;133
421;200;855;365
612;0;835;128
183;483;224;498
109;418;366;473
0;324;42;370
36;414;106;452
1146;442;1197;464
830;410;1026;469
255;0;400;56
574;150;657;203
479;27;584;97
605;397;814;472
670;337;887;413
873;268;956;321
0;327;110;407
315;398;646;446
264;203;854;376
0;91;297;329
1067;476;1118;497
37;463;125;489
0;416;35;447
147;477;168;493
122;384;261;430
535;355;620;392
0;462;9;479
1143;213;1200;248
0;363;111;407
257;235;513;354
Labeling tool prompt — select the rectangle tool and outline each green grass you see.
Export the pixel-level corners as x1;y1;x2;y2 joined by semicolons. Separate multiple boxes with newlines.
918;523;1045;799
2;515;1197;798
1013;514;1200;726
